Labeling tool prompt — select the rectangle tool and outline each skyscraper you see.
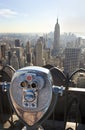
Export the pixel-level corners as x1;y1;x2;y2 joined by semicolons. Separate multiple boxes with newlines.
1;44;6;58
10;52;19;70
35;39;44;66
64;48;81;75
11;47;24;68
15;39;20;47
53;18;60;56
26;41;32;66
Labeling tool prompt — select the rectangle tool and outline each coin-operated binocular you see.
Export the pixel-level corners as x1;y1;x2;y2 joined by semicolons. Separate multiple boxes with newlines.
9;66;63;128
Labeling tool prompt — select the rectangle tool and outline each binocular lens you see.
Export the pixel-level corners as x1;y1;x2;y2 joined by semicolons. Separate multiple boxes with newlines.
20;81;38;89
20;81;28;87
31;82;37;88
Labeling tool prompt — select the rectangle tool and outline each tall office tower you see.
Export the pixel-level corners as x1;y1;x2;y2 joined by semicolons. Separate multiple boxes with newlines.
39;36;46;49
8;51;11;65
75;37;81;47
10;52;19;70
11;47;24;68
35;39;44;66
0;46;1;59
53;18;60;56
1;44;6;58
64;48;81;75
26;41;32;65
15;39;20;47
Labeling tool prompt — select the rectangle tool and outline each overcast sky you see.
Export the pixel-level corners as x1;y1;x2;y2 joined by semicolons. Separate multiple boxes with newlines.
0;0;85;33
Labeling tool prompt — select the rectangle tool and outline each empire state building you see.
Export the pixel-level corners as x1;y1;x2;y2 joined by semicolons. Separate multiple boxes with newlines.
53;18;60;56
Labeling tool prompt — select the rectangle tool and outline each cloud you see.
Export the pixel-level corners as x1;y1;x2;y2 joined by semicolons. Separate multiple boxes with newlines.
0;9;29;18
0;9;18;18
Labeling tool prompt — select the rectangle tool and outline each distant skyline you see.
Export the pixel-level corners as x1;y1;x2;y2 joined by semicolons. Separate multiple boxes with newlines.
0;0;85;33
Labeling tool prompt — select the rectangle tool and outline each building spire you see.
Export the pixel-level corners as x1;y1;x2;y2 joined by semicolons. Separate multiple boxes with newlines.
57;17;58;24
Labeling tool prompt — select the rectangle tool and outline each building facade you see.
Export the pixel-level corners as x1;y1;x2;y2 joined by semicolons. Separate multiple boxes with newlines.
53;18;60;56
26;41;33;66
64;48;81;75
35;39;45;66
